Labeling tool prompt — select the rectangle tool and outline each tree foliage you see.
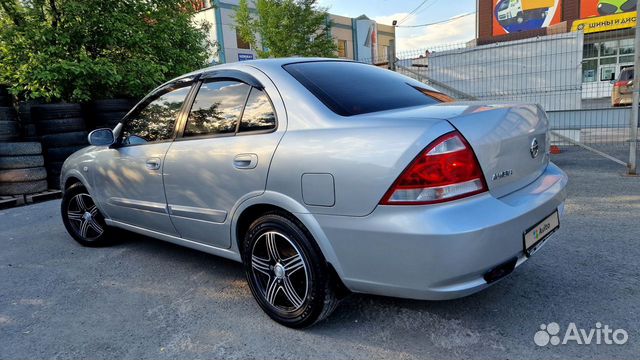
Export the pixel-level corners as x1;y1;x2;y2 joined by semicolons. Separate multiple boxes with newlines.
235;0;336;59
0;0;213;102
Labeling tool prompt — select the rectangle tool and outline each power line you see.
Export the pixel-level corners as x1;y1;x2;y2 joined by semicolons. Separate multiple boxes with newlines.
396;12;475;28
397;0;432;25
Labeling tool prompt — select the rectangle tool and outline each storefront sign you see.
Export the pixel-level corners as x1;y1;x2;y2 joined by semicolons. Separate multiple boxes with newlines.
238;53;255;61
571;11;637;33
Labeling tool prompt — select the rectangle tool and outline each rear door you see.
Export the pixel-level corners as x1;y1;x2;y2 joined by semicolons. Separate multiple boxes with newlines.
162;69;285;248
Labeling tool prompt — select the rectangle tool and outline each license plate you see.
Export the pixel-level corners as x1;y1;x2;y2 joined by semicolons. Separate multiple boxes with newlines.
523;210;559;256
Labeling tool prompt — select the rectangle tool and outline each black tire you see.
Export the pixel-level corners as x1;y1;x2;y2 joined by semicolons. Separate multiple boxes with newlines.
36;117;86;135
47;170;61;189
41;131;88;148
0;155;44;169
0;120;19;141
242;212;338;328
61;183;114;247
0;142;42;156
45;145;85;162
0;179;47;195
92;111;126;130
0;167;47;182
31;103;82;120
0;107;18;121
17;100;43;123
0;95;10;107
91;99;136;112
22;124;38;139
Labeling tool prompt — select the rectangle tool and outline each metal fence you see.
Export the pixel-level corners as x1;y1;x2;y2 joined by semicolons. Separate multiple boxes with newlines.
359;29;640;173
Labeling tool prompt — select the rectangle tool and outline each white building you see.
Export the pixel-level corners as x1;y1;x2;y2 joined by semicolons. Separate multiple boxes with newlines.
192;0;396;64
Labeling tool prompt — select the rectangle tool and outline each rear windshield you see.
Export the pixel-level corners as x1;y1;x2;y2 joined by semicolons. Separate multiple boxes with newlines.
283;61;447;116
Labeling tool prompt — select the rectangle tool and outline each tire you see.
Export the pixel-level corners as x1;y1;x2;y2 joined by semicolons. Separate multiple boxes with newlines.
0;142;42;156
0;95;10;107
91;99;136;112
18;100;43;123
36;117;86;135
0;107;18;121
0;120;19;141
22;124;38;139
0;155;44;169
242;212;338;328
0;167;47;182
45;145;85;162
41;131;88;148
92;111;127;131
61;183;114;247
31;103;82;120
0;179;47;195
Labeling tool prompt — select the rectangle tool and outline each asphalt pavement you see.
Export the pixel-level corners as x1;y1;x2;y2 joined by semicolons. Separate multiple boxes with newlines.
0;147;639;359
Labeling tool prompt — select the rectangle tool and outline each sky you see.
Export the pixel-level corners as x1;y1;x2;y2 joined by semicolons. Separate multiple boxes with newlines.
317;0;477;53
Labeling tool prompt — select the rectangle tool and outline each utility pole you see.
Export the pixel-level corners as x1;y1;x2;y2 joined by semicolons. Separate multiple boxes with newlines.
629;1;640;174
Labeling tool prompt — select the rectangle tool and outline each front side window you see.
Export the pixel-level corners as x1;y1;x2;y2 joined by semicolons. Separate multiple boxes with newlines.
122;84;192;145
184;81;251;137
239;88;276;132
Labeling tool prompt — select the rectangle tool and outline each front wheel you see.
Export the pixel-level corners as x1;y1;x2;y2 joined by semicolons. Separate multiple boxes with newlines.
61;183;114;247
242;213;338;328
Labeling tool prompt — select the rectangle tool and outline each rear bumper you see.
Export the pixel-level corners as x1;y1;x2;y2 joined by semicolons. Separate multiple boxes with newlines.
315;162;568;300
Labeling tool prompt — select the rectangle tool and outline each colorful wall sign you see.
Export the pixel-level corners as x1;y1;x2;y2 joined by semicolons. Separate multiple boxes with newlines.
571;10;637;32
493;0;563;35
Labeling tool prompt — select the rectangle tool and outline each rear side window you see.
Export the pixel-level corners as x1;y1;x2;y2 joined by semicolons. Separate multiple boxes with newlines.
239;88;276;132
184;80;251;137
283;61;443;116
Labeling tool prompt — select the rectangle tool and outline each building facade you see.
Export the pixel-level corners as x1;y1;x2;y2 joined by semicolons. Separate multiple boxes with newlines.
477;0;637;99
192;0;395;64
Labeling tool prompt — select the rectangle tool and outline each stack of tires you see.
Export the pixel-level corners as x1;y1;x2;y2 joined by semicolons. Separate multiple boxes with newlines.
0;107;19;143
88;99;135;129
32;104;88;189
17;101;42;141
0;86;11;107
0;142;47;196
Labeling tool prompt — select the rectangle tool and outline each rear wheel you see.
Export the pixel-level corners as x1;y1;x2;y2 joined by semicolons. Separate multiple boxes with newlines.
61;183;114;247
242;213;338;328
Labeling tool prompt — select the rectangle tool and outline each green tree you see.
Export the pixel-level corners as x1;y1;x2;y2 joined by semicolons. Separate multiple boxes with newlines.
235;0;337;58
0;0;213;102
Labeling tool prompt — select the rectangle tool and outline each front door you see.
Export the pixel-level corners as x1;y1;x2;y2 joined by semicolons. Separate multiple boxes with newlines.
92;80;194;235
162;75;283;248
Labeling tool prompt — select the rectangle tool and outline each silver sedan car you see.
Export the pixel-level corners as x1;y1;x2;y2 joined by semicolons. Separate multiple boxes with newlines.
60;58;568;328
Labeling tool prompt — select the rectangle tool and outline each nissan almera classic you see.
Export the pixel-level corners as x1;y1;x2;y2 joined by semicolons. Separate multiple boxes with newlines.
60;58;567;328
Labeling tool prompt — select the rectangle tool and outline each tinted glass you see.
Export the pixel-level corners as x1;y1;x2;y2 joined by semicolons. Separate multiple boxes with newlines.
239;88;276;132
184;81;250;137
122;85;191;144
284;61;441;116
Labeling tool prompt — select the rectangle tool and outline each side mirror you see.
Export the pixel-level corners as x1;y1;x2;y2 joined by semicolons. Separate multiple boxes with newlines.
88;128;115;146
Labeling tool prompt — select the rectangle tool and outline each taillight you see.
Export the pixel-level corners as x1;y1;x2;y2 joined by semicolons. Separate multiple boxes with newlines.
614;81;627;88
380;131;488;205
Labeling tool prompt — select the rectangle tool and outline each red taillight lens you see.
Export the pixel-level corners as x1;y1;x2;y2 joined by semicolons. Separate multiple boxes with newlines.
614;81;627;88
380;131;488;205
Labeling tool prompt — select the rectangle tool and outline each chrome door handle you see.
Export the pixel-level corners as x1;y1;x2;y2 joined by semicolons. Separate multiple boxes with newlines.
233;154;258;169
145;158;161;171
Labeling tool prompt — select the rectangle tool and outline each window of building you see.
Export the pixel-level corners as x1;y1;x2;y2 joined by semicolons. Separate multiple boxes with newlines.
184;81;251;137
582;39;635;83
236;31;251;50
337;39;347;58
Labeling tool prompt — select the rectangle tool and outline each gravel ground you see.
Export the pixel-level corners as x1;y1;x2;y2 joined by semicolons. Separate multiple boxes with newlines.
0;147;639;360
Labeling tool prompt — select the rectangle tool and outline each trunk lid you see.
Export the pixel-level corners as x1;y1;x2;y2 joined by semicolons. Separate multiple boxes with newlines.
444;103;550;198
